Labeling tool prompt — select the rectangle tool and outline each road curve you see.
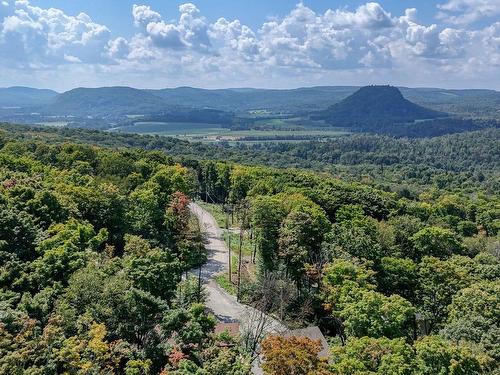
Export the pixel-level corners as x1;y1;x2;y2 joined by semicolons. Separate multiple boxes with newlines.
189;202;287;334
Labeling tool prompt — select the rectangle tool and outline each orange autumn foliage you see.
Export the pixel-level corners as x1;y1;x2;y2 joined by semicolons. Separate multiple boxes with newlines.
261;335;332;375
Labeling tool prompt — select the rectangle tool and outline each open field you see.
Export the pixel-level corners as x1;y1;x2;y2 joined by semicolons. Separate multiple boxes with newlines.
110;121;227;135
36;121;69;127
109;121;349;143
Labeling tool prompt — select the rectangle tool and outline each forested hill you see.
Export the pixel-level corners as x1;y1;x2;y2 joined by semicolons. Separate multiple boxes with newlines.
1;85;499;118
0;86;58;107
314;86;444;127
46;87;169;117
0;125;498;373
0;123;498;194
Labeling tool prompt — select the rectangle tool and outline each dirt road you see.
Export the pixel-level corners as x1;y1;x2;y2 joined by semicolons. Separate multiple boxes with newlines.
189;202;287;332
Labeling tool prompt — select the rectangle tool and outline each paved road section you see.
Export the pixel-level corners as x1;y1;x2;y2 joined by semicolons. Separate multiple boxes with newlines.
189;202;287;333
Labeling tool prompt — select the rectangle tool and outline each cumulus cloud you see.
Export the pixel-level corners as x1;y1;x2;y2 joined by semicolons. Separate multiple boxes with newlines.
0;0;110;67
437;0;500;25
0;1;499;89
132;4;161;27
131;2;210;52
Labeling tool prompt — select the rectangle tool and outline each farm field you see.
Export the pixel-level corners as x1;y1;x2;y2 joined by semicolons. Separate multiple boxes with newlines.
35;121;69;127
109;121;349;143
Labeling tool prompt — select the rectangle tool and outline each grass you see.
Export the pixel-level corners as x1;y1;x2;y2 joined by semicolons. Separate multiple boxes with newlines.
109;118;349;144
112;121;227;136
223;230;255;258
198;201;258;291
196;201;228;228
36;121;69;127
214;274;237;295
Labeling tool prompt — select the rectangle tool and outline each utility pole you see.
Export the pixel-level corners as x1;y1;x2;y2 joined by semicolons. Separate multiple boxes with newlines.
237;225;243;301
236;199;250;302
225;205;232;283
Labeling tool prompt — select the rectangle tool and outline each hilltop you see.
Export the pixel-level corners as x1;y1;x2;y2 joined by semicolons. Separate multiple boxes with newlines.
315;85;445;127
46;86;169;117
0;86;58;107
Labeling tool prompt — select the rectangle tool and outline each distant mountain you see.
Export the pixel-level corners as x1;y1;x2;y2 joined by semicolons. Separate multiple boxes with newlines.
149;86;500;116
0;86;58;107
148;86;357;112
46;87;169;117
401;87;500;119
2;84;498;119
315;86;444;127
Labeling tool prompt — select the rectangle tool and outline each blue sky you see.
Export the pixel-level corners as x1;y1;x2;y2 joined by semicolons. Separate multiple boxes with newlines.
0;0;499;90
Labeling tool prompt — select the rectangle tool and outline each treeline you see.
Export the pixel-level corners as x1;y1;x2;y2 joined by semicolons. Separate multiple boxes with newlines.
354;118;499;138
131;108;235;127
197;161;500;373
2;123;497;193
0;140;250;373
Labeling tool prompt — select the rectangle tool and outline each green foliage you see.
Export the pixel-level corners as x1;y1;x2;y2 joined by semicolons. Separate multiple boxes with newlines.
339;290;415;339
321;259;376;311
251;195;286;274
442;281;500;363
416;256;477;331
327;213;384;261
414;336;493;374
0;205;40;261
0;123;498;373
411;227;465;260
32;219;108;285
278;202;330;283
331;337;415;375
377;257;418;303
124;246;181;301
0;136;220;374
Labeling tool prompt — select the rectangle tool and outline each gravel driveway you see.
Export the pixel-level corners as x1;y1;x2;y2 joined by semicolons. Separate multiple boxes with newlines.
189;202;287;333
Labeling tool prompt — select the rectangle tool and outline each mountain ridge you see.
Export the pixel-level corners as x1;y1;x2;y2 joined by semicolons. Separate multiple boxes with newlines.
0;85;498;119
315;85;445;127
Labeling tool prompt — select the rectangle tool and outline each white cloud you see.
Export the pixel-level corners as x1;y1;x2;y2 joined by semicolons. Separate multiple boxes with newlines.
0;1;499;89
131;2;210;52
132;4;161;27
437;0;500;25
64;54;81;63
324;2;394;29
210;18;260;60
106;37;129;60
0;0;110;67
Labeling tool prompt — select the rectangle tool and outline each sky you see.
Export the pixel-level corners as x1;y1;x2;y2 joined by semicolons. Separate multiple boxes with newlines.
0;0;499;91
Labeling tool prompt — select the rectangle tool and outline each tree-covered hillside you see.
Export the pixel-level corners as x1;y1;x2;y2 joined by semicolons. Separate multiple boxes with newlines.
314;86;444;127
0;137;250;374
2;123;497;194
0;124;498;374
0;87;58;107
47;87;170;117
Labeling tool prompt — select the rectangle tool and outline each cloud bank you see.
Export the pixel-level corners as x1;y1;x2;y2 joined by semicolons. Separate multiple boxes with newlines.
0;0;499;89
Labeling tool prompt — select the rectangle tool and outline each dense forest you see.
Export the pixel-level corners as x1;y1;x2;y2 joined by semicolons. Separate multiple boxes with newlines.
2;123;498;193
0;136;251;373
0;123;498;374
196;160;499;373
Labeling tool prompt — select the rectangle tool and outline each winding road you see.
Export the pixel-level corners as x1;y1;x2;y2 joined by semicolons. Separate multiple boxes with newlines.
189;202;287;334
